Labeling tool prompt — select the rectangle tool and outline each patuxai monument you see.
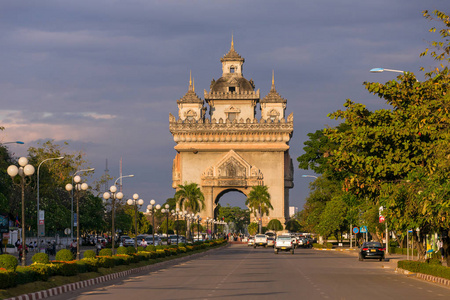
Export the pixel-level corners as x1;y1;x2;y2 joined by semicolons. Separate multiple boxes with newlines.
169;38;294;225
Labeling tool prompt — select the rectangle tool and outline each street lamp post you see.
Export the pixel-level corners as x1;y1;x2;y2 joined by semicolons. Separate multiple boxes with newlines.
147;200;161;246
102;186;123;255
197;215;201;240
69;168;95;240
37;156;64;250
171;208;180;245
7;157;35;266
65;176;89;260
164;204;170;239
127;194;144;251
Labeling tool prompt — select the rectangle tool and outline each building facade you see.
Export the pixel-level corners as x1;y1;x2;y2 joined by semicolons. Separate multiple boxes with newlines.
169;39;294;225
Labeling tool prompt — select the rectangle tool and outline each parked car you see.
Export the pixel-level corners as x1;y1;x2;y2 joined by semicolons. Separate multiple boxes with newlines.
359;242;385;261
144;235;161;246
168;235;185;244
274;235;294;254
120;235;131;244
254;234;268;248
247;236;255;246
123;237;135;247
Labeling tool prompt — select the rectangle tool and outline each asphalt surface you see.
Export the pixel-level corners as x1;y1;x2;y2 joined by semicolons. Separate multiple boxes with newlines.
44;244;450;300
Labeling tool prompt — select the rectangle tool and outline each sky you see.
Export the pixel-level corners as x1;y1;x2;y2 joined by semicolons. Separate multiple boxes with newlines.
0;0;448;211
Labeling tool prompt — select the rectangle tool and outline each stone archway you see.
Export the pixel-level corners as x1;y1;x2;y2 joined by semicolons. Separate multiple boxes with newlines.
212;188;247;217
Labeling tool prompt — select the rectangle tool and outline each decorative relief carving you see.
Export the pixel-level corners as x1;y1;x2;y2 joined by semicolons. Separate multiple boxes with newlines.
201;150;263;187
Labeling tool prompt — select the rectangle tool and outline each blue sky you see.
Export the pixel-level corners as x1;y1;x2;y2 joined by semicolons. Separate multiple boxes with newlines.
1;0;448;210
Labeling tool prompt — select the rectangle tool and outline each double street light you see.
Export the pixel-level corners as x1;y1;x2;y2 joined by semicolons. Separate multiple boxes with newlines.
147;200;161;246
160;204;170;239
127;194;144;251
68;168;95;241
7;157;35;266
65;175;89;260
102;174;133;254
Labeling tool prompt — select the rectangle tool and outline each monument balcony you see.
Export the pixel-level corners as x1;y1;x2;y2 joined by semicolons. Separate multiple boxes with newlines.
204;89;260;100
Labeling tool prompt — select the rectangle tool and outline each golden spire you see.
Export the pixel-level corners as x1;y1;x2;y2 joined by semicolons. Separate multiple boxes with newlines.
193;78;195;92
231;33;234;50
189;70;192;91
271;70;276;91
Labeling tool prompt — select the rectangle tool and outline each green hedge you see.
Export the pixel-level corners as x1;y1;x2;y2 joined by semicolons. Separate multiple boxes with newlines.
389;247;418;256
83;250;96;259
0;269;17;289
398;260;450;280
55;249;74;262
0;237;228;289
0;254;19;271
32;253;50;264
116;246;128;255
99;248;113;257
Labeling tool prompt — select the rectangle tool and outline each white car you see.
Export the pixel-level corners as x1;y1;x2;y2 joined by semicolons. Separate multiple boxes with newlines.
275;235;294;254
123;238;135;247
247;236;255;246
254;234;268;248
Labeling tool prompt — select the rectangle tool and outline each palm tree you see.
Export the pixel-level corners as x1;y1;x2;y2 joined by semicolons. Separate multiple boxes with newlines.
245;185;273;234
174;182;205;214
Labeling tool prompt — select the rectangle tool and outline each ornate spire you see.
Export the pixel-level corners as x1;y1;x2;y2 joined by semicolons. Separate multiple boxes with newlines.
177;71;202;104
221;36;244;63
271;70;275;90
261;70;286;103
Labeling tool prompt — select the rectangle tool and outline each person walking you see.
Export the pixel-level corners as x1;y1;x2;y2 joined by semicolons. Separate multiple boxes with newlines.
438;239;444;261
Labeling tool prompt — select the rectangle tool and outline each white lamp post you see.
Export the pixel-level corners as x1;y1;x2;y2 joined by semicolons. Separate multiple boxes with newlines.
69;168;95;240
103;185;124;255
147;200;161;246
37;156;64;250
7;157;35;266
65;176;89;260
127;194;144;251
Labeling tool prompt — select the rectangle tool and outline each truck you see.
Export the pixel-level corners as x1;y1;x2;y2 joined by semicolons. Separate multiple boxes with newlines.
274;235;294;254
253;234;268;248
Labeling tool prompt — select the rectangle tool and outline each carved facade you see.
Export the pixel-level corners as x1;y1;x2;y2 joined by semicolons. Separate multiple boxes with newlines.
170;38;294;225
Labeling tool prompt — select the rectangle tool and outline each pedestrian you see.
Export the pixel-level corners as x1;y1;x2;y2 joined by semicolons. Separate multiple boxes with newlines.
438;239;444;261
15;239;20;249
96;240;102;255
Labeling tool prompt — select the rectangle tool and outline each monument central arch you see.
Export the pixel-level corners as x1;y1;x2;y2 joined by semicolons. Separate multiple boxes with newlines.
170;39;294;226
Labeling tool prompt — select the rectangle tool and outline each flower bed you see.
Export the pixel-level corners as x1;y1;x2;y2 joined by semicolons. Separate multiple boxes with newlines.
0;238;227;290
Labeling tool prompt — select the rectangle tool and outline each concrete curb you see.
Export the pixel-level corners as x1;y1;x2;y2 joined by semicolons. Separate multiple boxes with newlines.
396;268;450;287
5;245;228;300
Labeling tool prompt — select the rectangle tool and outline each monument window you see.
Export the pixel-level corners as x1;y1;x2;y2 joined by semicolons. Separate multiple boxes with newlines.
230;66;235;73
227;112;238;122
229;86;236;93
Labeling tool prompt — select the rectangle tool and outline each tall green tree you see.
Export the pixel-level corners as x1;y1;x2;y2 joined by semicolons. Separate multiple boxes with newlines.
174;183;205;214
216;204;250;233
324;10;450;260
267;219;283;231
245;185;273;234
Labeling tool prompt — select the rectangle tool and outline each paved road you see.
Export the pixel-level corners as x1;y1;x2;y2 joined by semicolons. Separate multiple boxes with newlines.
50;244;450;300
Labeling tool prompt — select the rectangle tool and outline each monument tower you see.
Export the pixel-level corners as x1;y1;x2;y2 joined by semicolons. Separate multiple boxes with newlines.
169;38;294;225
